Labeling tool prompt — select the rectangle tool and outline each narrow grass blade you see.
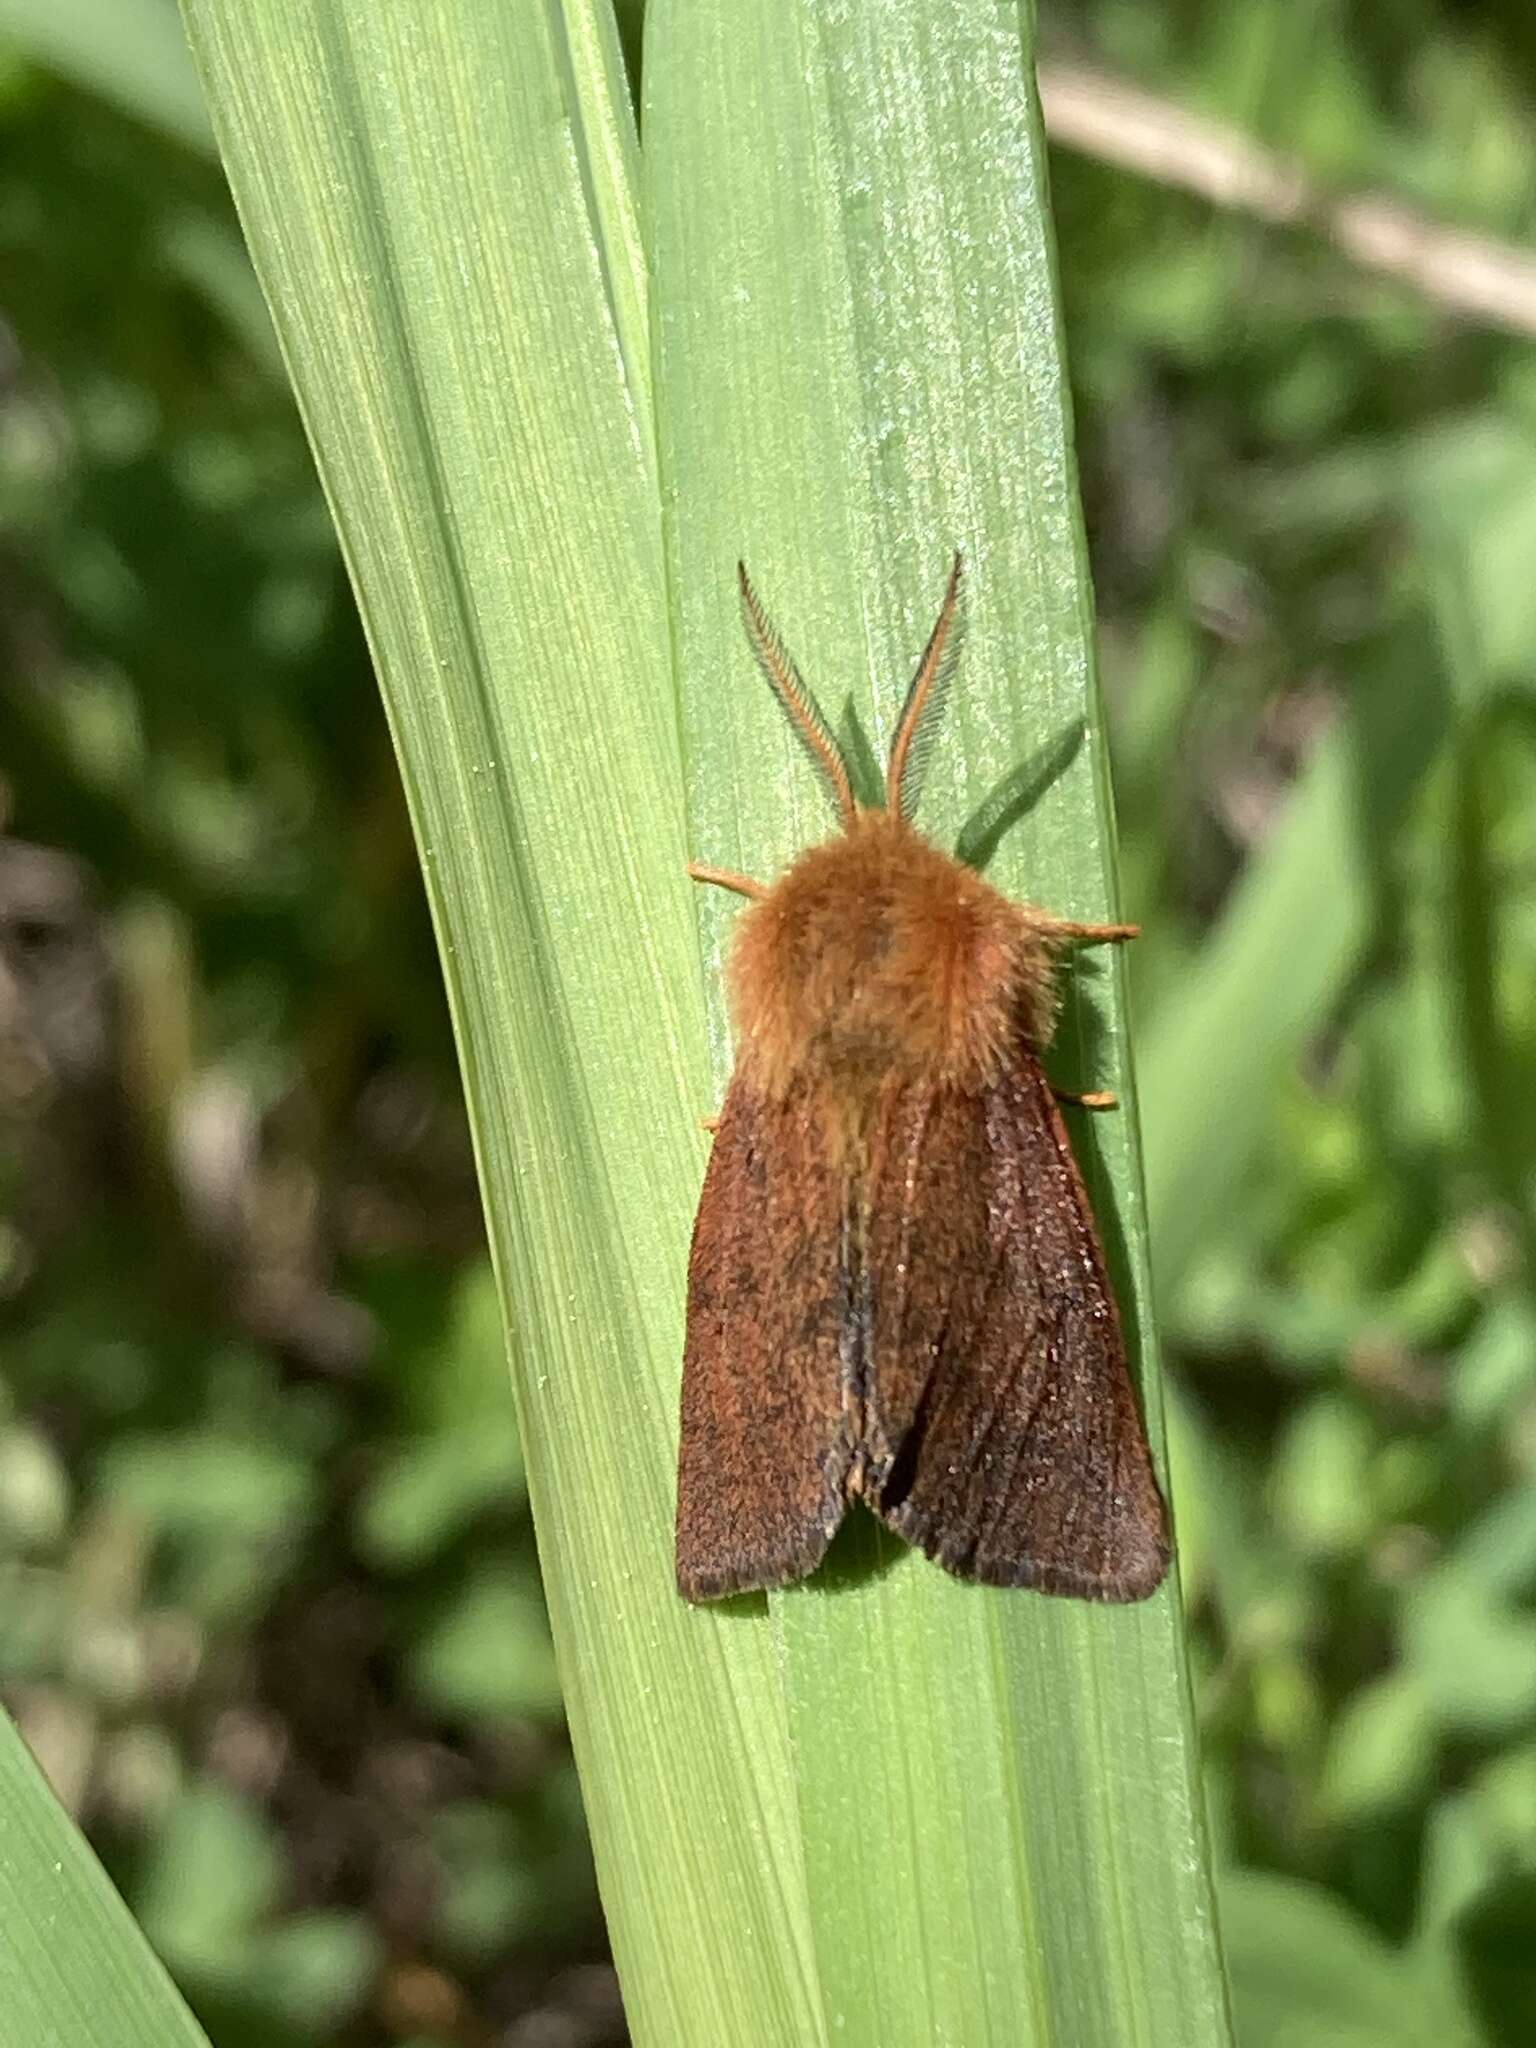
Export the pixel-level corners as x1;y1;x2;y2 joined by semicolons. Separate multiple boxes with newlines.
648;5;1230;2042
180;4;823;2039
0;1709;209;2047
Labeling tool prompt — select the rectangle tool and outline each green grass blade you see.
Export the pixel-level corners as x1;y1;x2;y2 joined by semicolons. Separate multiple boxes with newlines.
178;4;822;2039
0;1710;209;2047
648;5;1230;2043
552;0;652;466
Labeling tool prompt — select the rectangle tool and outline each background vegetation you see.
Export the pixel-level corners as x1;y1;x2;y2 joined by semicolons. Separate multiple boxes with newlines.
3;1;1536;2043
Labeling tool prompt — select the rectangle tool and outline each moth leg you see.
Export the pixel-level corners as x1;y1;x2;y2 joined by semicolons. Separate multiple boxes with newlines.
700;1114;721;1133
1053;1086;1118;1111
687;862;769;901
1043;917;1140;947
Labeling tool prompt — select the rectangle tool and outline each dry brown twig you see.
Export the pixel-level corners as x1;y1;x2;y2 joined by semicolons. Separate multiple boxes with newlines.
1038;58;1536;338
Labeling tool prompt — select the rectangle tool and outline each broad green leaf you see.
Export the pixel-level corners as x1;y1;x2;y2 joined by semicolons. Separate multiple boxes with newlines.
1318;1674;1437;1822
408;1569;563;1723
1223;1868;1478;2048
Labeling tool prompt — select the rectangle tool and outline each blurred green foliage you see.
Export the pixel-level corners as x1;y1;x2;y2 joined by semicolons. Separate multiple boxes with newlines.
1051;6;1536;2046
2;0;1536;2043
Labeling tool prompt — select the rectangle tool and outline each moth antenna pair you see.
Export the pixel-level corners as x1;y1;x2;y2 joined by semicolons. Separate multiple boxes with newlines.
736;553;965;829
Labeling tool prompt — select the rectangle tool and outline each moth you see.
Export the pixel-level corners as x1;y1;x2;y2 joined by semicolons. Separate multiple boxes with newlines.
676;555;1169;1603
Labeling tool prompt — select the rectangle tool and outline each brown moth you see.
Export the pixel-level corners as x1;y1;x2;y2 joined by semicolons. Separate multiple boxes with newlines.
676;556;1169;1604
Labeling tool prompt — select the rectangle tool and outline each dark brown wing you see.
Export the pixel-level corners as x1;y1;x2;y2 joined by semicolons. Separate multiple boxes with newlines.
859;1049;1169;1601
676;1072;854;1601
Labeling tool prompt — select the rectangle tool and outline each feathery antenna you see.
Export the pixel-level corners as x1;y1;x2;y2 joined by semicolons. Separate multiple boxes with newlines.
886;553;966;821
738;564;857;830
